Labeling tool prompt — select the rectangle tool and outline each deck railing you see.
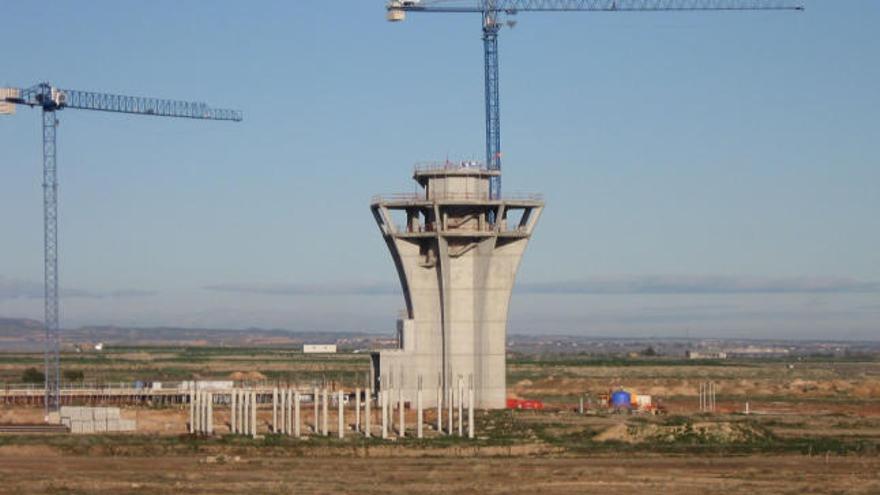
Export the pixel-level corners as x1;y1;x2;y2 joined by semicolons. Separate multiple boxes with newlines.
372;191;543;203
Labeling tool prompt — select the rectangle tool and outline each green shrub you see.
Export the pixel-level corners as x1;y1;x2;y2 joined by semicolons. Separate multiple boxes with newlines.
21;367;44;383
63;369;85;382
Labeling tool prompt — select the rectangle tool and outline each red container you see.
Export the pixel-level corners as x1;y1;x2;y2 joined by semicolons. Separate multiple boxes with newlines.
507;398;544;410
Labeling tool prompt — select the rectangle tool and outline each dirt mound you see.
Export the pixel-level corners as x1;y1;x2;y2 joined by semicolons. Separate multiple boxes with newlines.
594;420;770;444
229;371;267;382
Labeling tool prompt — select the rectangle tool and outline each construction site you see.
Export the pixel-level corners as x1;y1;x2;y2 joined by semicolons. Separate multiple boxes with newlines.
2;1;879;494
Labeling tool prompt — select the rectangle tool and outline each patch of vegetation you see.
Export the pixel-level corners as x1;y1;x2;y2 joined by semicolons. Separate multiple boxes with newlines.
20;367;44;383
508;356;737;368
63;369;85;382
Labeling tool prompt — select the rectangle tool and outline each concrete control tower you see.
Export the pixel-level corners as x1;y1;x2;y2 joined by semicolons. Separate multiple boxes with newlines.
371;161;542;409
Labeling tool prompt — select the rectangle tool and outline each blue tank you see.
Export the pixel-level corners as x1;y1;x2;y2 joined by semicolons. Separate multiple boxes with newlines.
611;390;632;409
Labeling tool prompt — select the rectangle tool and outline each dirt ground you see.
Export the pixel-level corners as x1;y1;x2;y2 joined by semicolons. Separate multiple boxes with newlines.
0;449;877;495
2;350;879;493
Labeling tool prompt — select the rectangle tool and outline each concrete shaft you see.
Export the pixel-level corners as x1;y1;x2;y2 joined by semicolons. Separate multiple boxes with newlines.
189;391;195;434
322;389;329;436
286;389;293;435
250;391;257;438
365;391;371;438
417;388;423;439
272;387;278;433
371;164;542;409
294;391;301;438
338;390;344;439
468;387;475;439
313;387;320;434
398;388;405;438
230;390;237;433
355;387;361;433
206;392;213;435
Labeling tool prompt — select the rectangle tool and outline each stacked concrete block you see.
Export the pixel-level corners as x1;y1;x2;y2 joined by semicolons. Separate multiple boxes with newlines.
60;406;135;434
118;419;137;431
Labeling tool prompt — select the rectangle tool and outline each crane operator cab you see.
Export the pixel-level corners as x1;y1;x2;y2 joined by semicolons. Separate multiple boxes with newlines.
386;0;420;22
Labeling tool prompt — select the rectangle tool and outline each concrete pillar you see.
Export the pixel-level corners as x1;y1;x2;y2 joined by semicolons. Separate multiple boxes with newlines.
436;385;442;433
365;390;371;438
338;390;345;439
278;389;285;434
381;390;388;439
447;385;453;435
322;389;329;436
699;383;704;412
192;392;197;433
417;388;423;439
239;391;245;434
200;391;206;434
237;389;243;433
240;391;246;437
272;387;278;433
250;391;257;439
194;390;201;434
189;390;195;434
240;391;246;435
355;387;361;433
244;390;250;434
207;392;214;435
388;385;394;433
206;392;212;434
458;378;464;437
398;388;405;438
277;389;284;434
230;389;237;434
313;387;320;434
199;391;206;434
468;385;475;439
286;389;293;435
294;391;301;438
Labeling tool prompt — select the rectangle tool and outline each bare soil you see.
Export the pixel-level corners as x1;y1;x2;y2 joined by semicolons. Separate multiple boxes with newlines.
0;449;877;495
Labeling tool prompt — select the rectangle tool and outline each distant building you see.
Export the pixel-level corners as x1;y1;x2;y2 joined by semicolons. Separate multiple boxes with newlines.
686;350;728;360
303;344;337;354
179;380;234;391
726;346;789;358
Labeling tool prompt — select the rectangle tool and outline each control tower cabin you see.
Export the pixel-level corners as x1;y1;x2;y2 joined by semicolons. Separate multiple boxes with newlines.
370;161;543;409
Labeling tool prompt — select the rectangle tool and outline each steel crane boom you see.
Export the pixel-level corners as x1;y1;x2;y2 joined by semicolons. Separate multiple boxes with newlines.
2;82;241;417
387;0;803;199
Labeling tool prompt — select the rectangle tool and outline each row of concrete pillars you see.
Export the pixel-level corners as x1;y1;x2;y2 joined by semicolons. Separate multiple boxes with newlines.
189;390;215;435
699;381;717;413
187;380;476;440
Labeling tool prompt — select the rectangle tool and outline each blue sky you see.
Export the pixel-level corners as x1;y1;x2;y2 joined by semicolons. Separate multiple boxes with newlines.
1;1;877;339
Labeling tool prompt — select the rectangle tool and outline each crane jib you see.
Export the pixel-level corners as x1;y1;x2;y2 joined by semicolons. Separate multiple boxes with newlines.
387;0;803;13
3;81;241;415
386;0;802;200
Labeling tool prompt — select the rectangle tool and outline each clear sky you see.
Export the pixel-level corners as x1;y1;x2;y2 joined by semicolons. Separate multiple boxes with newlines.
1;1;878;340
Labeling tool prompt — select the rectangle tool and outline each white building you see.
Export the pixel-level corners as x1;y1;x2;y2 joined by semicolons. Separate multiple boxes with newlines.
303;344;337;354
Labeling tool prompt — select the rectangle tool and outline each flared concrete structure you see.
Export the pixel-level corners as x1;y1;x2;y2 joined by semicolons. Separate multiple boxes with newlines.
371;161;542;409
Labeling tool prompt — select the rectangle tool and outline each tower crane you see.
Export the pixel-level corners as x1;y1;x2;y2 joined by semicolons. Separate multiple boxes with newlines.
1;83;242;416
386;0;803;199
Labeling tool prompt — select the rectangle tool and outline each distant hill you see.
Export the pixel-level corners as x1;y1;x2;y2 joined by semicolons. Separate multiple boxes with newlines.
0;317;381;351
0;318;46;351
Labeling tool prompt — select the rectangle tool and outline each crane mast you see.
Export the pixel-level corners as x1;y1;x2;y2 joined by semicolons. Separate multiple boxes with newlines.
387;0;803;199
2;82;241;417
